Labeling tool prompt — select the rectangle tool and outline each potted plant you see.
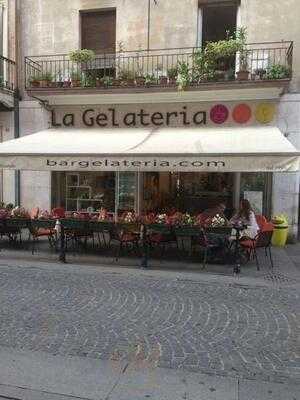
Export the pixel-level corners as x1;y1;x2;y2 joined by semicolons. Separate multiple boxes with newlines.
29;73;42;88
176;61;191;91
235;27;250;81
70;71;82;87
119;69;135;86
69;49;95;65
38;72;53;87
135;74;146;86
101;76;113;88
266;64;291;80
253;68;266;80
144;74;157;87
167;67;178;85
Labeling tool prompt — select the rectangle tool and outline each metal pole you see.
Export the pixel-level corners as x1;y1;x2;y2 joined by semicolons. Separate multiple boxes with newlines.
147;0;150;50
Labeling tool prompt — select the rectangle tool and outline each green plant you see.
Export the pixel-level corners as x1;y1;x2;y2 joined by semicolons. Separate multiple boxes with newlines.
101;76;113;86
69;49;95;64
39;72;53;82
177;61;191;90
145;73;157;85
203;27;248;72
70;71;81;81
118;69;135;81
266;64;290;79
192;50;214;82
167;67;178;79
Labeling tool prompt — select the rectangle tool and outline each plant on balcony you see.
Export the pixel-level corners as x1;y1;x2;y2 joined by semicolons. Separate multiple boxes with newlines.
69;49;95;64
167;67;178;85
101;76;113;88
135;74;146;86
145;74;157;87
70;71;82;87
155;64;167;85
266;64;291;80
29;73;42;87
177;61;191;91
38;72;53;87
118;69;135;86
253;68;266;80
192;50;215;83
235;27;250;80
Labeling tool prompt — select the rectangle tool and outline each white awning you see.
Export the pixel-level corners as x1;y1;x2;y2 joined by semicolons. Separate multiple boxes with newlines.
0;126;298;172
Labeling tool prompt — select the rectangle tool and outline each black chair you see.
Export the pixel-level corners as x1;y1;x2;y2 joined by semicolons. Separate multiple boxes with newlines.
109;224;140;260
240;229;274;270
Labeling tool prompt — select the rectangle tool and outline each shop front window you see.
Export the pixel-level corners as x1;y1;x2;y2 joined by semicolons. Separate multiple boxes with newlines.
142;172;234;216
52;172;116;213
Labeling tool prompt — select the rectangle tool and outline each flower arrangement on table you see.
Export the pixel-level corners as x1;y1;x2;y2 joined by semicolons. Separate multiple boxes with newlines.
0;209;10;220
97;207;109;221
181;213;196;226
120;211;137;223
155;213;169;225
208;214;227;227
10;206;30;218
38;210;51;220
140;212;156;225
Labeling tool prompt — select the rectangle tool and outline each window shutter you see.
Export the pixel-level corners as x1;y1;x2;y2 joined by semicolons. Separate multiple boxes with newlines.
81;10;116;54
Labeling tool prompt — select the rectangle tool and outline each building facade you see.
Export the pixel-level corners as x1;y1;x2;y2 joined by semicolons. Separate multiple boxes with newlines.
1;0;300;237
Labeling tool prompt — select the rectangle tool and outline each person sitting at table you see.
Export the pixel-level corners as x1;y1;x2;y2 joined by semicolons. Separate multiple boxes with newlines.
230;199;259;239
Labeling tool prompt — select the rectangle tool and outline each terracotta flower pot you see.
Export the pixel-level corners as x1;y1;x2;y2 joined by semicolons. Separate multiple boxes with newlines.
159;76;168;85
236;70;250;81
135;77;146;86
96;80;104;88
112;78;121;87
168;78;177;85
40;80;49;87
71;79;81;87
30;81;40;88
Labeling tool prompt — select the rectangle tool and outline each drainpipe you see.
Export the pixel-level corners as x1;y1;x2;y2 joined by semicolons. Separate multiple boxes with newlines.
14;89;20;206
13;0;20;206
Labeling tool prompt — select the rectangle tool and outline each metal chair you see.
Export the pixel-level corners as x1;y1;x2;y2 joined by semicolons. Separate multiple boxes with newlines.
109;224;140;260
240;227;274;270
147;224;178;260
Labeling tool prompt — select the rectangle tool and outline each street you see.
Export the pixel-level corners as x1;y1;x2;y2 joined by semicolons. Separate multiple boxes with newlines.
0;260;298;392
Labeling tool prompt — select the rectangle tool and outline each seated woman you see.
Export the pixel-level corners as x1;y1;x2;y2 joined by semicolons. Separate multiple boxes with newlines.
230;199;259;239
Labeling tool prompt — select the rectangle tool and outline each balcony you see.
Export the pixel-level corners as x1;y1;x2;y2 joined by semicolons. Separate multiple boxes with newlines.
0;55;16;109
24;41;293;105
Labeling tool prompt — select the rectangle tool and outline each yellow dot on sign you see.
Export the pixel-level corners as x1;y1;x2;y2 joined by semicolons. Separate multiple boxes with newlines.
255;104;276;124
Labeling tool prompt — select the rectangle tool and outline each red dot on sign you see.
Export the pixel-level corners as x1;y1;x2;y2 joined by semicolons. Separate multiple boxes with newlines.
233;104;252;124
210;104;229;124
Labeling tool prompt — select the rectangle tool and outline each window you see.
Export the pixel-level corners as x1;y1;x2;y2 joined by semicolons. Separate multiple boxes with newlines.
81;9;116;54
198;1;238;47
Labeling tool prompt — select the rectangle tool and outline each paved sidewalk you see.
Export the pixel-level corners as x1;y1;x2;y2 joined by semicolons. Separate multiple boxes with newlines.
0;347;298;400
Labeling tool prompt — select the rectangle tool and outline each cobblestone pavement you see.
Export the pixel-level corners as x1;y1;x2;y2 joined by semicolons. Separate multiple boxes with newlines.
0;265;299;385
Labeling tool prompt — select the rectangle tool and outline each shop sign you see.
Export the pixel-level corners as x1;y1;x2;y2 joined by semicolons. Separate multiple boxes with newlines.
51;103;276;128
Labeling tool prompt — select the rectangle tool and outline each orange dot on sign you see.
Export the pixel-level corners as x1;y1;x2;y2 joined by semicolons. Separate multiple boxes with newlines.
233;104;252;124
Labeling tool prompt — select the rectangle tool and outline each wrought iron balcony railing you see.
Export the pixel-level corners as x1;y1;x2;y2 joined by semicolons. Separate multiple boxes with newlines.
24;41;293;91
0;55;16;92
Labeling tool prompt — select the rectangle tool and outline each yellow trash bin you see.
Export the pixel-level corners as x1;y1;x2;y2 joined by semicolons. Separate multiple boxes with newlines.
271;215;289;247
